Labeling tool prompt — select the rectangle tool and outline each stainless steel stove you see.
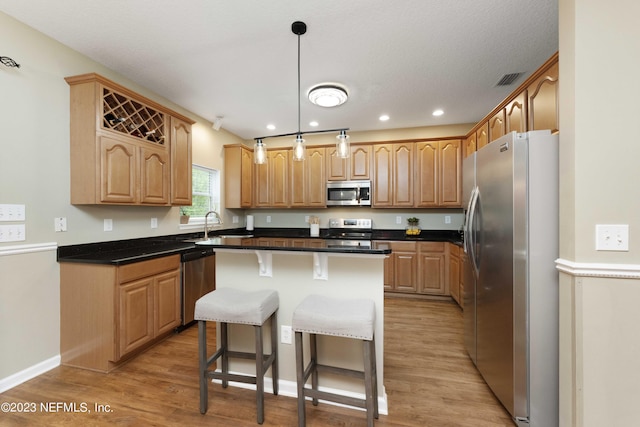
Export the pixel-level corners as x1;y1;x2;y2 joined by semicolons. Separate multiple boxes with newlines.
325;218;372;248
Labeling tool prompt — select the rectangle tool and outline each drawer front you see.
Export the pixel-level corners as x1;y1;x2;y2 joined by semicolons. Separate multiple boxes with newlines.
118;254;180;284
418;242;445;252
388;241;417;252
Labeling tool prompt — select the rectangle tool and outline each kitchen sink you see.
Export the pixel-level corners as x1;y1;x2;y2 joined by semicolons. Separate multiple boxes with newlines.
184;234;253;243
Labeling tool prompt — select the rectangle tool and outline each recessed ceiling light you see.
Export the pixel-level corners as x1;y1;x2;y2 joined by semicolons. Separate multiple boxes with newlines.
309;121;319;127
379;115;390;122
308;84;348;107
266;124;276;130
432;109;444;117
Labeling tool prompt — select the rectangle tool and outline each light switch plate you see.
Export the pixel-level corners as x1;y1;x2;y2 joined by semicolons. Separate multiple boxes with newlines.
150;217;158;229
596;224;629;251
0;224;26;242
0;204;26;222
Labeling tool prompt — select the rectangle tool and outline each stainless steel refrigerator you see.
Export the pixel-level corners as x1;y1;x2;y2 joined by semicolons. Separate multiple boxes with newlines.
463;131;559;427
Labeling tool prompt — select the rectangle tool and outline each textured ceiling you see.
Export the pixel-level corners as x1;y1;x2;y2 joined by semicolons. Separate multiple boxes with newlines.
0;1;558;140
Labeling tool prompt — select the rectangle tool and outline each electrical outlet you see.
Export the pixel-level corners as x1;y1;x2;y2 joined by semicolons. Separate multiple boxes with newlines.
104;219;113;232
445;215;451;224
596;224;629;251
150;218;158;229
396;216;402;224
305;215;310;223
54;217;67;232
232;216;239;224
266;215;272;223
281;325;292;344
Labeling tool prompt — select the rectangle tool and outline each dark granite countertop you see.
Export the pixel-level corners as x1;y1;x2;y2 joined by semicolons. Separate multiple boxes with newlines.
57;227;462;266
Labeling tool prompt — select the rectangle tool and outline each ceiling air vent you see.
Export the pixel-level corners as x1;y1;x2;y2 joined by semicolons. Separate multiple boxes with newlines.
495;72;523;86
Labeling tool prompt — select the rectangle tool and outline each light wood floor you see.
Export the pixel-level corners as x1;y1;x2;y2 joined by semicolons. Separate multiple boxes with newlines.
1;298;513;426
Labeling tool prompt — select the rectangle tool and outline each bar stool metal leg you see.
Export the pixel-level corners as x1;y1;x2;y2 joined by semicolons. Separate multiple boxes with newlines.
295;331;306;427
221;322;229;388
271;313;279;395
370;337;379;419
198;320;208;414
310;333;318;406
363;337;375;427
255;324;265;424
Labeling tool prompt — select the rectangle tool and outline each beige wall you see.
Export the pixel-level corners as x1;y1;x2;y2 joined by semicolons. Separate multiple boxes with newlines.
558;0;640;425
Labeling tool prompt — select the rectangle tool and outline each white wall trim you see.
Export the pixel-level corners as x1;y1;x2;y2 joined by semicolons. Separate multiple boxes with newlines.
0;355;61;393
0;242;57;257
555;258;640;279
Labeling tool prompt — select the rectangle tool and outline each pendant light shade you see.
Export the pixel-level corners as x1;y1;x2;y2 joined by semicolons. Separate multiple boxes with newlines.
336;129;350;158
254;139;267;164
292;134;306;161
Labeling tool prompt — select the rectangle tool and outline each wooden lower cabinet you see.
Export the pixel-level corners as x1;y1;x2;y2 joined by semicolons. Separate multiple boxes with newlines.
448;243;461;305
61;255;181;372
378;240;451;296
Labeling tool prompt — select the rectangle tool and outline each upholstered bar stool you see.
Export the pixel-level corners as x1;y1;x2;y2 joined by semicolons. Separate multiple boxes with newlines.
292;294;378;427
195;288;279;424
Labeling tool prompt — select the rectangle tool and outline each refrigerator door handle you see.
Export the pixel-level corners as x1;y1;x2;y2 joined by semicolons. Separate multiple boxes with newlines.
466;187;480;276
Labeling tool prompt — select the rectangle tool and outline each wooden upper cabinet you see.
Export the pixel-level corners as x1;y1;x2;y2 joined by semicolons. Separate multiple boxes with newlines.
99;135;137;204
439;139;462;207
140;146;170;205
65;73;194;206
327;144;371;181
269;150;290;207
528;61;559;134
350;145;371;180
170;117;192;205
506;92;527;134
415;142;438;207
291;147;326;207
476;122;489;151
489;109;506;143
372;144;393;206
415;140;461;208
392;143;414;207
254;159;270;208
224;145;253;209
464;133;477;158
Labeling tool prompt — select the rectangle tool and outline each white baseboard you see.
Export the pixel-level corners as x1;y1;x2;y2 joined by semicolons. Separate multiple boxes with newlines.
212;373;389;415
0;355;60;393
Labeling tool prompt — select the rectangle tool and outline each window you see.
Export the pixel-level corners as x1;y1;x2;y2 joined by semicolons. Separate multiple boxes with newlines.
180;165;220;221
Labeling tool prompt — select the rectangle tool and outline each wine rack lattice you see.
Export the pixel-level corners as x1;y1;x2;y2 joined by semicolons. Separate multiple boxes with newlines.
102;88;166;144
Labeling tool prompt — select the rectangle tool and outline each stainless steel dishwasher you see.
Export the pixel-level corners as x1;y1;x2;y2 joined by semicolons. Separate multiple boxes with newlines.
180;247;216;330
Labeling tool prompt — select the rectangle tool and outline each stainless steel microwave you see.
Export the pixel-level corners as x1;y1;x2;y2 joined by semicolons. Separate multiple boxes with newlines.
326;180;371;206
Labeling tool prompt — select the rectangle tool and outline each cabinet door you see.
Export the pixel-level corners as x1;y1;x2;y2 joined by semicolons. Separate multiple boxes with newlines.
418;252;446;295
290;152;306;207
489;109;506;143
119;278;154;356
140;146;170;205
394;252;418;293
240;147;253;207
170;117;192;205
506;92;527;134
350;145;371;180
415;142;438;207
225;146;253;208
154;269;181;336
270;150;289;207
528;61;559;134
372;144;393;207
306;147;326;207
326;146;348;181
393;143;414;207
439;140;462;207
99;135;137;203
476;122;489;151
254;160;270;207
464;133;477;158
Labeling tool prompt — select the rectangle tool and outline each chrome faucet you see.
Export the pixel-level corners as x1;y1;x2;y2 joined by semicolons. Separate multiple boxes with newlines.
204;210;223;239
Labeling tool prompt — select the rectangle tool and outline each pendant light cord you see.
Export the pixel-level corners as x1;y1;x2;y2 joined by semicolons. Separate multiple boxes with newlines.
297;32;301;135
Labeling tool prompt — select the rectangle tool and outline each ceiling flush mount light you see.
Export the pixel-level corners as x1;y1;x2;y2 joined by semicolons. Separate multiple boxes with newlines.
432;109;444;117
379;114;390;121
308;84;348;107
253;21;349;163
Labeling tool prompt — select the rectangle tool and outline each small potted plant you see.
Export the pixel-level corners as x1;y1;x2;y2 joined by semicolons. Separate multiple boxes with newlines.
179;207;190;224
406;217;421;236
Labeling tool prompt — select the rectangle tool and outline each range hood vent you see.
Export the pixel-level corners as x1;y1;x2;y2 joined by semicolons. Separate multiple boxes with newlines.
495;72;523;86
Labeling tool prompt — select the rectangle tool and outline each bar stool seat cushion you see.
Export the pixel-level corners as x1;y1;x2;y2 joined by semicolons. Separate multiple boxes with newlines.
195;288;279;326
292;294;375;341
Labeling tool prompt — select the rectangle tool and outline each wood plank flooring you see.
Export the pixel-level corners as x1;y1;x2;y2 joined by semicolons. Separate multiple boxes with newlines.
0;298;513;426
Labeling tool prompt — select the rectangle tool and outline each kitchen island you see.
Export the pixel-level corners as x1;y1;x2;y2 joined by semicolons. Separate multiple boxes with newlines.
195;236;391;414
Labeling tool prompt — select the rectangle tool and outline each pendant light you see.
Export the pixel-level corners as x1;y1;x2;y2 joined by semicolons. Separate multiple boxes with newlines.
336;129;350;159
252;21;350;163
